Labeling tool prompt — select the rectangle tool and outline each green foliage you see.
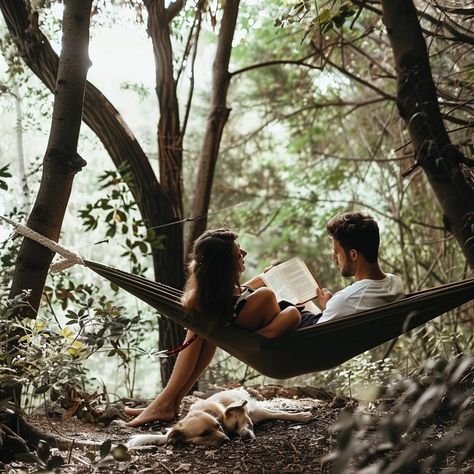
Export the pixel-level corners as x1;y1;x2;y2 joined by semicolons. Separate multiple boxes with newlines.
120;81;150;100
0;210;28;287
0;278;157;411
77;166;164;275
322;355;397;400
276;0;356;34
0;164;11;190
324;356;474;472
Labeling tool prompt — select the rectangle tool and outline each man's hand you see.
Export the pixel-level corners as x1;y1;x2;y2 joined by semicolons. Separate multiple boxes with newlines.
316;287;332;310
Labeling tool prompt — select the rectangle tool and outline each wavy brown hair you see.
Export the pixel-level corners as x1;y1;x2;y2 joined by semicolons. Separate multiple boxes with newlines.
182;229;241;330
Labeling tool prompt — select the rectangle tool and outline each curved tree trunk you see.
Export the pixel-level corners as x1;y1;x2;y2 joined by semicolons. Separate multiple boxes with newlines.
188;0;240;248
0;1;175;269
9;0;92;312
381;0;474;269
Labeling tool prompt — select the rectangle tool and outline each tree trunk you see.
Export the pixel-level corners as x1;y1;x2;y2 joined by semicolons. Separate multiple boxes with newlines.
13;83;29;203
381;0;474;269
188;0;240;248
9;0;92;312
145;0;187;383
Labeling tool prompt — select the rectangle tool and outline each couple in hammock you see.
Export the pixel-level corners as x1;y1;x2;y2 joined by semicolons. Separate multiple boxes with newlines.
125;211;404;427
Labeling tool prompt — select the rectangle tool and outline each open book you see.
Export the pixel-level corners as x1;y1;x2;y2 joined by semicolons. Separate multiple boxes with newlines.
260;257;320;306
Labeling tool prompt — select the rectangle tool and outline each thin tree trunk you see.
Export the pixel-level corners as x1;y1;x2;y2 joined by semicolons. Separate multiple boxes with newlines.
381;0;474;269
145;0;186;383
13;83;29;203
9;0;92;311
188;0;240;248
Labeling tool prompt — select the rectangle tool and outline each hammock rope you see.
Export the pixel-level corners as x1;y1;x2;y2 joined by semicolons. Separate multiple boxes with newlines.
0;215;84;272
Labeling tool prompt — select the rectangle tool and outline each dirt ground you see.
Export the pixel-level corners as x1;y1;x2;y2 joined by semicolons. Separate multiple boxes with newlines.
3;385;343;473
2;384;473;473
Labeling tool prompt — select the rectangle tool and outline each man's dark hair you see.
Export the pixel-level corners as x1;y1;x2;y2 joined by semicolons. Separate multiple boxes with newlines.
327;211;380;263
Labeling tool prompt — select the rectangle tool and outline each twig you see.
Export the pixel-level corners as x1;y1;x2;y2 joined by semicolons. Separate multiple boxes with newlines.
2;424;29;450
159;461;173;474
67;439;75;464
43;395;74;441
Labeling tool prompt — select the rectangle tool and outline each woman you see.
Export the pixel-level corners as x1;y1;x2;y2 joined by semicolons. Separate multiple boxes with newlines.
181;228;301;338
126;229;300;427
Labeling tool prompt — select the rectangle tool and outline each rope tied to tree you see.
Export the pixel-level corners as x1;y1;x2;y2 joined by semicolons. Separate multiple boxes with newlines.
0;215;201;357
0;215;85;272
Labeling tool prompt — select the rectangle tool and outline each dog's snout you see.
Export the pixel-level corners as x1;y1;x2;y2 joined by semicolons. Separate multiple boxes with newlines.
241;429;256;441
216;434;230;446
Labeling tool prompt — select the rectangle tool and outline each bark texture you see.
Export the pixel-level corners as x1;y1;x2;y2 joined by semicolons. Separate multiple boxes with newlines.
145;0;187;383
188;0;240;247
381;0;474;268
9;0;92;312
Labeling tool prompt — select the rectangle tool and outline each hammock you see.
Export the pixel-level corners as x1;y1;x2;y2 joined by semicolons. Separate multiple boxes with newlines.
85;260;474;379
1;216;472;379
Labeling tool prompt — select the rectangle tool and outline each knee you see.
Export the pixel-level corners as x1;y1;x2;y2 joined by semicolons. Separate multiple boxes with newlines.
255;287;278;306
288;307;301;326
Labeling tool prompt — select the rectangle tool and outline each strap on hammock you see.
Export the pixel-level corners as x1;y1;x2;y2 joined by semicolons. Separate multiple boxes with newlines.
156;334;198;357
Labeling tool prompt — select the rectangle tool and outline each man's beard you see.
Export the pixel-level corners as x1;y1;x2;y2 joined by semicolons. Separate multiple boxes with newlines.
340;262;355;278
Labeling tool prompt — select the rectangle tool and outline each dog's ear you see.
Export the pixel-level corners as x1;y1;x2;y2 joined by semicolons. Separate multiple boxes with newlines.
225;399;248;414
166;428;186;446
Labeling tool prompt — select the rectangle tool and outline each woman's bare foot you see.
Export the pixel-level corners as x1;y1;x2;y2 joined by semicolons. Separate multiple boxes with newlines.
123;406;146;417
126;399;177;427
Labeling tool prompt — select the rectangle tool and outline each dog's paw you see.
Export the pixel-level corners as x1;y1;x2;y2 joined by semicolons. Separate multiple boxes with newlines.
126;433;167;448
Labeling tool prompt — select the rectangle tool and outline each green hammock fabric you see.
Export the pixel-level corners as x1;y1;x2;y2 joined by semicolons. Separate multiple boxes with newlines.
85;260;474;379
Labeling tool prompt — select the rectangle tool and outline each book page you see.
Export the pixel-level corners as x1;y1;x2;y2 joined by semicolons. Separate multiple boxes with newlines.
261;257;319;304
260;266;298;302
276;257;319;303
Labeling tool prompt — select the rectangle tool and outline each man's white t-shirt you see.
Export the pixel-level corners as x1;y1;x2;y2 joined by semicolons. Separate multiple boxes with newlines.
317;274;405;324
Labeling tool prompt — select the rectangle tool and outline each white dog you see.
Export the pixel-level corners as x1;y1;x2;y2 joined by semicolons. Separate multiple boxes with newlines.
127;387;312;448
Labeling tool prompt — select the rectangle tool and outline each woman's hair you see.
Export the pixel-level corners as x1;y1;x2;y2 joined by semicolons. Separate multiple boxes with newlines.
182;228;241;330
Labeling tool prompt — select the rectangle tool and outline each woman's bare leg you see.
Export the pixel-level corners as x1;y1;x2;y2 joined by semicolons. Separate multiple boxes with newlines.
174;339;216;408
126;330;216;427
255;306;301;339
234;288;281;330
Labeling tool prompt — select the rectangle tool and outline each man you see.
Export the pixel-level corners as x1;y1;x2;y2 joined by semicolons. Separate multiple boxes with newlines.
300;211;404;327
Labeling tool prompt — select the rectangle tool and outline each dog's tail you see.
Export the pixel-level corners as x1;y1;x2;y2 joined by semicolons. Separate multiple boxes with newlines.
126;433;168;448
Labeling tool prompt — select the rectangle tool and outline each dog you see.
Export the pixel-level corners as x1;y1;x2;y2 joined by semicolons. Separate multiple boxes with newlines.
127;387;312;448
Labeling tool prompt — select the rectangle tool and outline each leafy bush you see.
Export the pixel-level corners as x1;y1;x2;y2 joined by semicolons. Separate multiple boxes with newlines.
0;283;155;415
324;355;474;473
